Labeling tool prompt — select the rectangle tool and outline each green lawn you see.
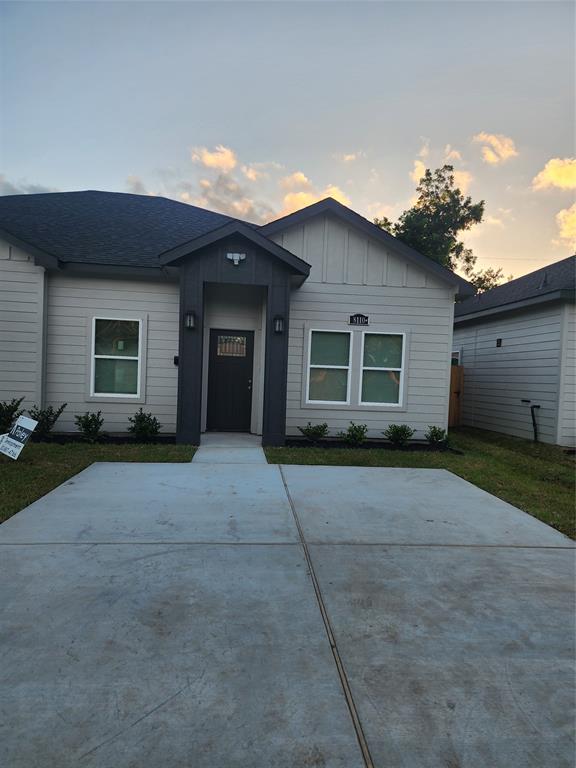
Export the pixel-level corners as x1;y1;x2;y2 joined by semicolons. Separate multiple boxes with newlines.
0;442;195;524
266;428;576;540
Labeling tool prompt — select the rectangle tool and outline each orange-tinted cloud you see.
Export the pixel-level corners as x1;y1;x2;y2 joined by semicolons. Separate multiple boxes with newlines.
472;132;518;165
191;144;237;172
532;158;576;191
556;203;576;247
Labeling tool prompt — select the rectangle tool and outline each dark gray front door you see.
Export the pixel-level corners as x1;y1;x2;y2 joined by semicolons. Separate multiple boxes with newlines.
207;330;254;432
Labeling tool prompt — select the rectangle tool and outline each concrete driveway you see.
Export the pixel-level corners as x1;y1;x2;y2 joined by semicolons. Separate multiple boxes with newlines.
1;437;574;767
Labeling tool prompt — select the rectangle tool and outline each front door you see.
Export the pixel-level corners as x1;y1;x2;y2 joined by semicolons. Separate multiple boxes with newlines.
207;329;254;431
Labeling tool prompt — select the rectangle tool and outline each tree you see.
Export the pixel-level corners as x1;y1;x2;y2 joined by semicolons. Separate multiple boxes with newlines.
467;266;511;293
374;165;508;292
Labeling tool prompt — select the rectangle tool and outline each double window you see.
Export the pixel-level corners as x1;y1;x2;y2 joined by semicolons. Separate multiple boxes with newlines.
306;329;405;407
91;318;141;397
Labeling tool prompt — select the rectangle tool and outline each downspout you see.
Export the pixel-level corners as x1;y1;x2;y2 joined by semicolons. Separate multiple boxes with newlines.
521;399;541;442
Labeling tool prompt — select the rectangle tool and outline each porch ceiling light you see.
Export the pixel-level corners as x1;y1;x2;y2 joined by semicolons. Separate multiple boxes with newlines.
273;315;285;334
184;311;196;330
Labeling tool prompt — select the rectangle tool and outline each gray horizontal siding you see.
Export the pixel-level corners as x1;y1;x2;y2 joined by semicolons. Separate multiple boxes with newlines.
453;305;564;444
0;240;45;410
275;212;455;439
45;274;179;433
558;304;575;446
286;281;454;439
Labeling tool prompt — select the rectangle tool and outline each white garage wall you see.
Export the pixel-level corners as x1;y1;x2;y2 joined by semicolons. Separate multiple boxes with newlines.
557;303;576;447
453;304;564;444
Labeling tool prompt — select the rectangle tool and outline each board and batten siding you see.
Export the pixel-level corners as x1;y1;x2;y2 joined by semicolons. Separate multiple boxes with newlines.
557;303;576;447
0;240;46;411
453;304;565;444
270;214;456;438
45;273;180;433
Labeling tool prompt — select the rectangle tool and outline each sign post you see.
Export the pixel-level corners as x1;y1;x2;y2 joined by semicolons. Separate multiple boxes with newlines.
0;415;38;460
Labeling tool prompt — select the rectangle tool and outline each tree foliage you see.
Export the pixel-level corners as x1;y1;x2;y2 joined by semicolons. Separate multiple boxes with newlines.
374;165;509;293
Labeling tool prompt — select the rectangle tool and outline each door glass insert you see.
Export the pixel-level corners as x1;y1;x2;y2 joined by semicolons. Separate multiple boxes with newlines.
217;335;247;357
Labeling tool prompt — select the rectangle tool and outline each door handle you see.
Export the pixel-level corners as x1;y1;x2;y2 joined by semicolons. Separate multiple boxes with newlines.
248;379;252;391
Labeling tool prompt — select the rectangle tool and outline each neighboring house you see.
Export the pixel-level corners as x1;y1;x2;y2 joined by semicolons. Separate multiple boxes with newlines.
0;192;472;445
453;255;576;447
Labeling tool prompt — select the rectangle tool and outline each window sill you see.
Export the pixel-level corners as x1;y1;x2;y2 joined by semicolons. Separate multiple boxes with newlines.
86;394;146;405
301;401;407;413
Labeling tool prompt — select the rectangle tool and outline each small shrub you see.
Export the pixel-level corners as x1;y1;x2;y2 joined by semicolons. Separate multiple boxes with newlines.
74;411;104;443
0;397;25;434
28;403;67;440
128;408;162;441
383;423;415;448
338;421;368;446
425;425;450;449
298;422;329;443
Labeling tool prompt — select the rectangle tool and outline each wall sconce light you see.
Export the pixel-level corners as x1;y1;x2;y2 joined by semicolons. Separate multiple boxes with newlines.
273;315;285;334
184;311;196;330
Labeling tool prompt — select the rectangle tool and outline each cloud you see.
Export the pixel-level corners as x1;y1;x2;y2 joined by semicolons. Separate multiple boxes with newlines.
453;169;473;194
472;132;518;165
0;174;57;195
277;182;350;218
333;151;366;163
532;157;576;191
418;139;430;159
196;174;273;223
444;144;462;162
410;159;426;184
279;171;312;191
556;203;576;248
191;144;237;173
126;175;154;195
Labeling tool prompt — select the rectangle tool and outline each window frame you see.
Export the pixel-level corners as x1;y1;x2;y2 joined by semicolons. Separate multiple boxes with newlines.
90;316;143;399
358;331;405;407
305;328;353;406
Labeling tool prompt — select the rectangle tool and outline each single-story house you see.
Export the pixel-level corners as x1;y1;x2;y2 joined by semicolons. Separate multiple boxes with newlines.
453;255;575;447
0;192;472;445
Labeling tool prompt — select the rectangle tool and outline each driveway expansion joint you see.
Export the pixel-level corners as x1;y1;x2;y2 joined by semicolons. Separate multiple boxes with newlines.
278;464;375;768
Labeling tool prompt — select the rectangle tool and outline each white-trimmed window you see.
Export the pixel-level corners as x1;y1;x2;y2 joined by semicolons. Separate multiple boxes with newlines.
307;330;352;404
91;318;141;397
360;332;404;406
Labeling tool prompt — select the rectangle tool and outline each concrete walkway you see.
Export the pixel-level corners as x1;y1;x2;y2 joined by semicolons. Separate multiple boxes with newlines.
192;431;267;464
0;437;574;767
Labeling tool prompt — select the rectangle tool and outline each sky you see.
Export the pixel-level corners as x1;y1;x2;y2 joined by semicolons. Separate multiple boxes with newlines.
0;0;574;279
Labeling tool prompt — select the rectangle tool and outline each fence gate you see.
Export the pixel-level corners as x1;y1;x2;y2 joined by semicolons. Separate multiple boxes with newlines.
449;365;464;427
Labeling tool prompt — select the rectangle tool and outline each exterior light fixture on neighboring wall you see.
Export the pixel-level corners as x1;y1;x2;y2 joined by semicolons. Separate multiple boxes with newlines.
184;311;196;330
273;315;285;334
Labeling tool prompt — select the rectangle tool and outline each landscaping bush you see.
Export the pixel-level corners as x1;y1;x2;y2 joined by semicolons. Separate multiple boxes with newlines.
383;423;415;448
128;408;162;441
338;421;368;446
424;425;450;449
0;397;25;434
297;422;329;443
28;403;67;440
74;411;104;443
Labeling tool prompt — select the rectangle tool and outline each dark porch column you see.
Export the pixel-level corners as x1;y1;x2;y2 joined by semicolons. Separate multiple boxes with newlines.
262;279;290;447
176;262;204;444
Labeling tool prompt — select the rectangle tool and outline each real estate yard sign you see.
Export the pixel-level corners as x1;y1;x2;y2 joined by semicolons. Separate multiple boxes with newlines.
0;415;37;460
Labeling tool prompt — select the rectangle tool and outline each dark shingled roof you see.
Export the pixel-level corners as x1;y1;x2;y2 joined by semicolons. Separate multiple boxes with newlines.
454;255;576;318
0;191;236;267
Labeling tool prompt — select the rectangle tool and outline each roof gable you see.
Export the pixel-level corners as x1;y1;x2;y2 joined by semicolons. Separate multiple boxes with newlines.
262;197;474;296
158;221;310;275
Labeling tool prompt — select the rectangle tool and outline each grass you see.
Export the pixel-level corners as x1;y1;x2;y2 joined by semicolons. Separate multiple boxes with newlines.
0;442;195;524
266;427;576;540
